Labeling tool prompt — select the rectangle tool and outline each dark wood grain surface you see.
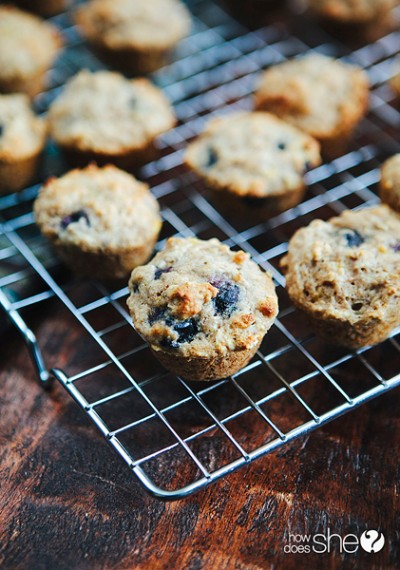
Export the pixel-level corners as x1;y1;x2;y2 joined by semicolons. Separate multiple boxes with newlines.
0;303;399;570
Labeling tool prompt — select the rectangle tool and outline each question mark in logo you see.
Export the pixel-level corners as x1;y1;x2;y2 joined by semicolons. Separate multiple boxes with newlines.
360;530;385;553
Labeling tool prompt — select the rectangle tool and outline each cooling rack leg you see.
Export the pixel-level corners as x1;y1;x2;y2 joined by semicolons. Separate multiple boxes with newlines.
0;289;51;387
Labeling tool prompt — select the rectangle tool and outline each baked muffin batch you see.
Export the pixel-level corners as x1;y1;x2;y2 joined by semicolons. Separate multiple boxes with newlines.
1;0;400;380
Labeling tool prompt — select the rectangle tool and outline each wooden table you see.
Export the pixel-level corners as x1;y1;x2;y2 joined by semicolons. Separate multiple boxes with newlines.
0;304;398;570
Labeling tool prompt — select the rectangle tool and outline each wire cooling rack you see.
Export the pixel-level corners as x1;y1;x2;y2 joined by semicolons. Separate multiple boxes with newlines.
1;0;400;500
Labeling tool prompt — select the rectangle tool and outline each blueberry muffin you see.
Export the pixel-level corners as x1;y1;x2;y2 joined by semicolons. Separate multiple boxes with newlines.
34;164;162;279
75;0;191;74
281;205;400;349
184;112;321;220
254;54;369;157
306;0;398;40
0;5;62;97
0;94;46;194
47;70;176;171
128;237;278;381
380;155;400;213
13;0;69;16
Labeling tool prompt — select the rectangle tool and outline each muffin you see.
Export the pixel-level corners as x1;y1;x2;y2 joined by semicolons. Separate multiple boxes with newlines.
34;164;162;279
307;0;397;23
127;237;278;381
281;205;400;349
0;94;46;194
47;70;176;171
75;0;191;74
390;69;400;99
13;0;68;16
0;5;62;97
380;155;400;213
306;0;398;41
254;54;369;157
184;111;321;220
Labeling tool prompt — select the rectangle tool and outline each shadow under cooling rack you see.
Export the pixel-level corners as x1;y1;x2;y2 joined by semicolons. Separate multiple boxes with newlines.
1;0;400;499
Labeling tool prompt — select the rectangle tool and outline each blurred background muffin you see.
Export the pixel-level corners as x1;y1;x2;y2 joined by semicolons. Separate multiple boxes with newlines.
47;70;176;171
0;93;46;194
75;0;191;73
0;5;62;97
306;0;399;41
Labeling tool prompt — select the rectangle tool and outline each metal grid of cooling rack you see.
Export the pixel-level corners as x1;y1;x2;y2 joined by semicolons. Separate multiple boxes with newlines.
1;0;400;499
